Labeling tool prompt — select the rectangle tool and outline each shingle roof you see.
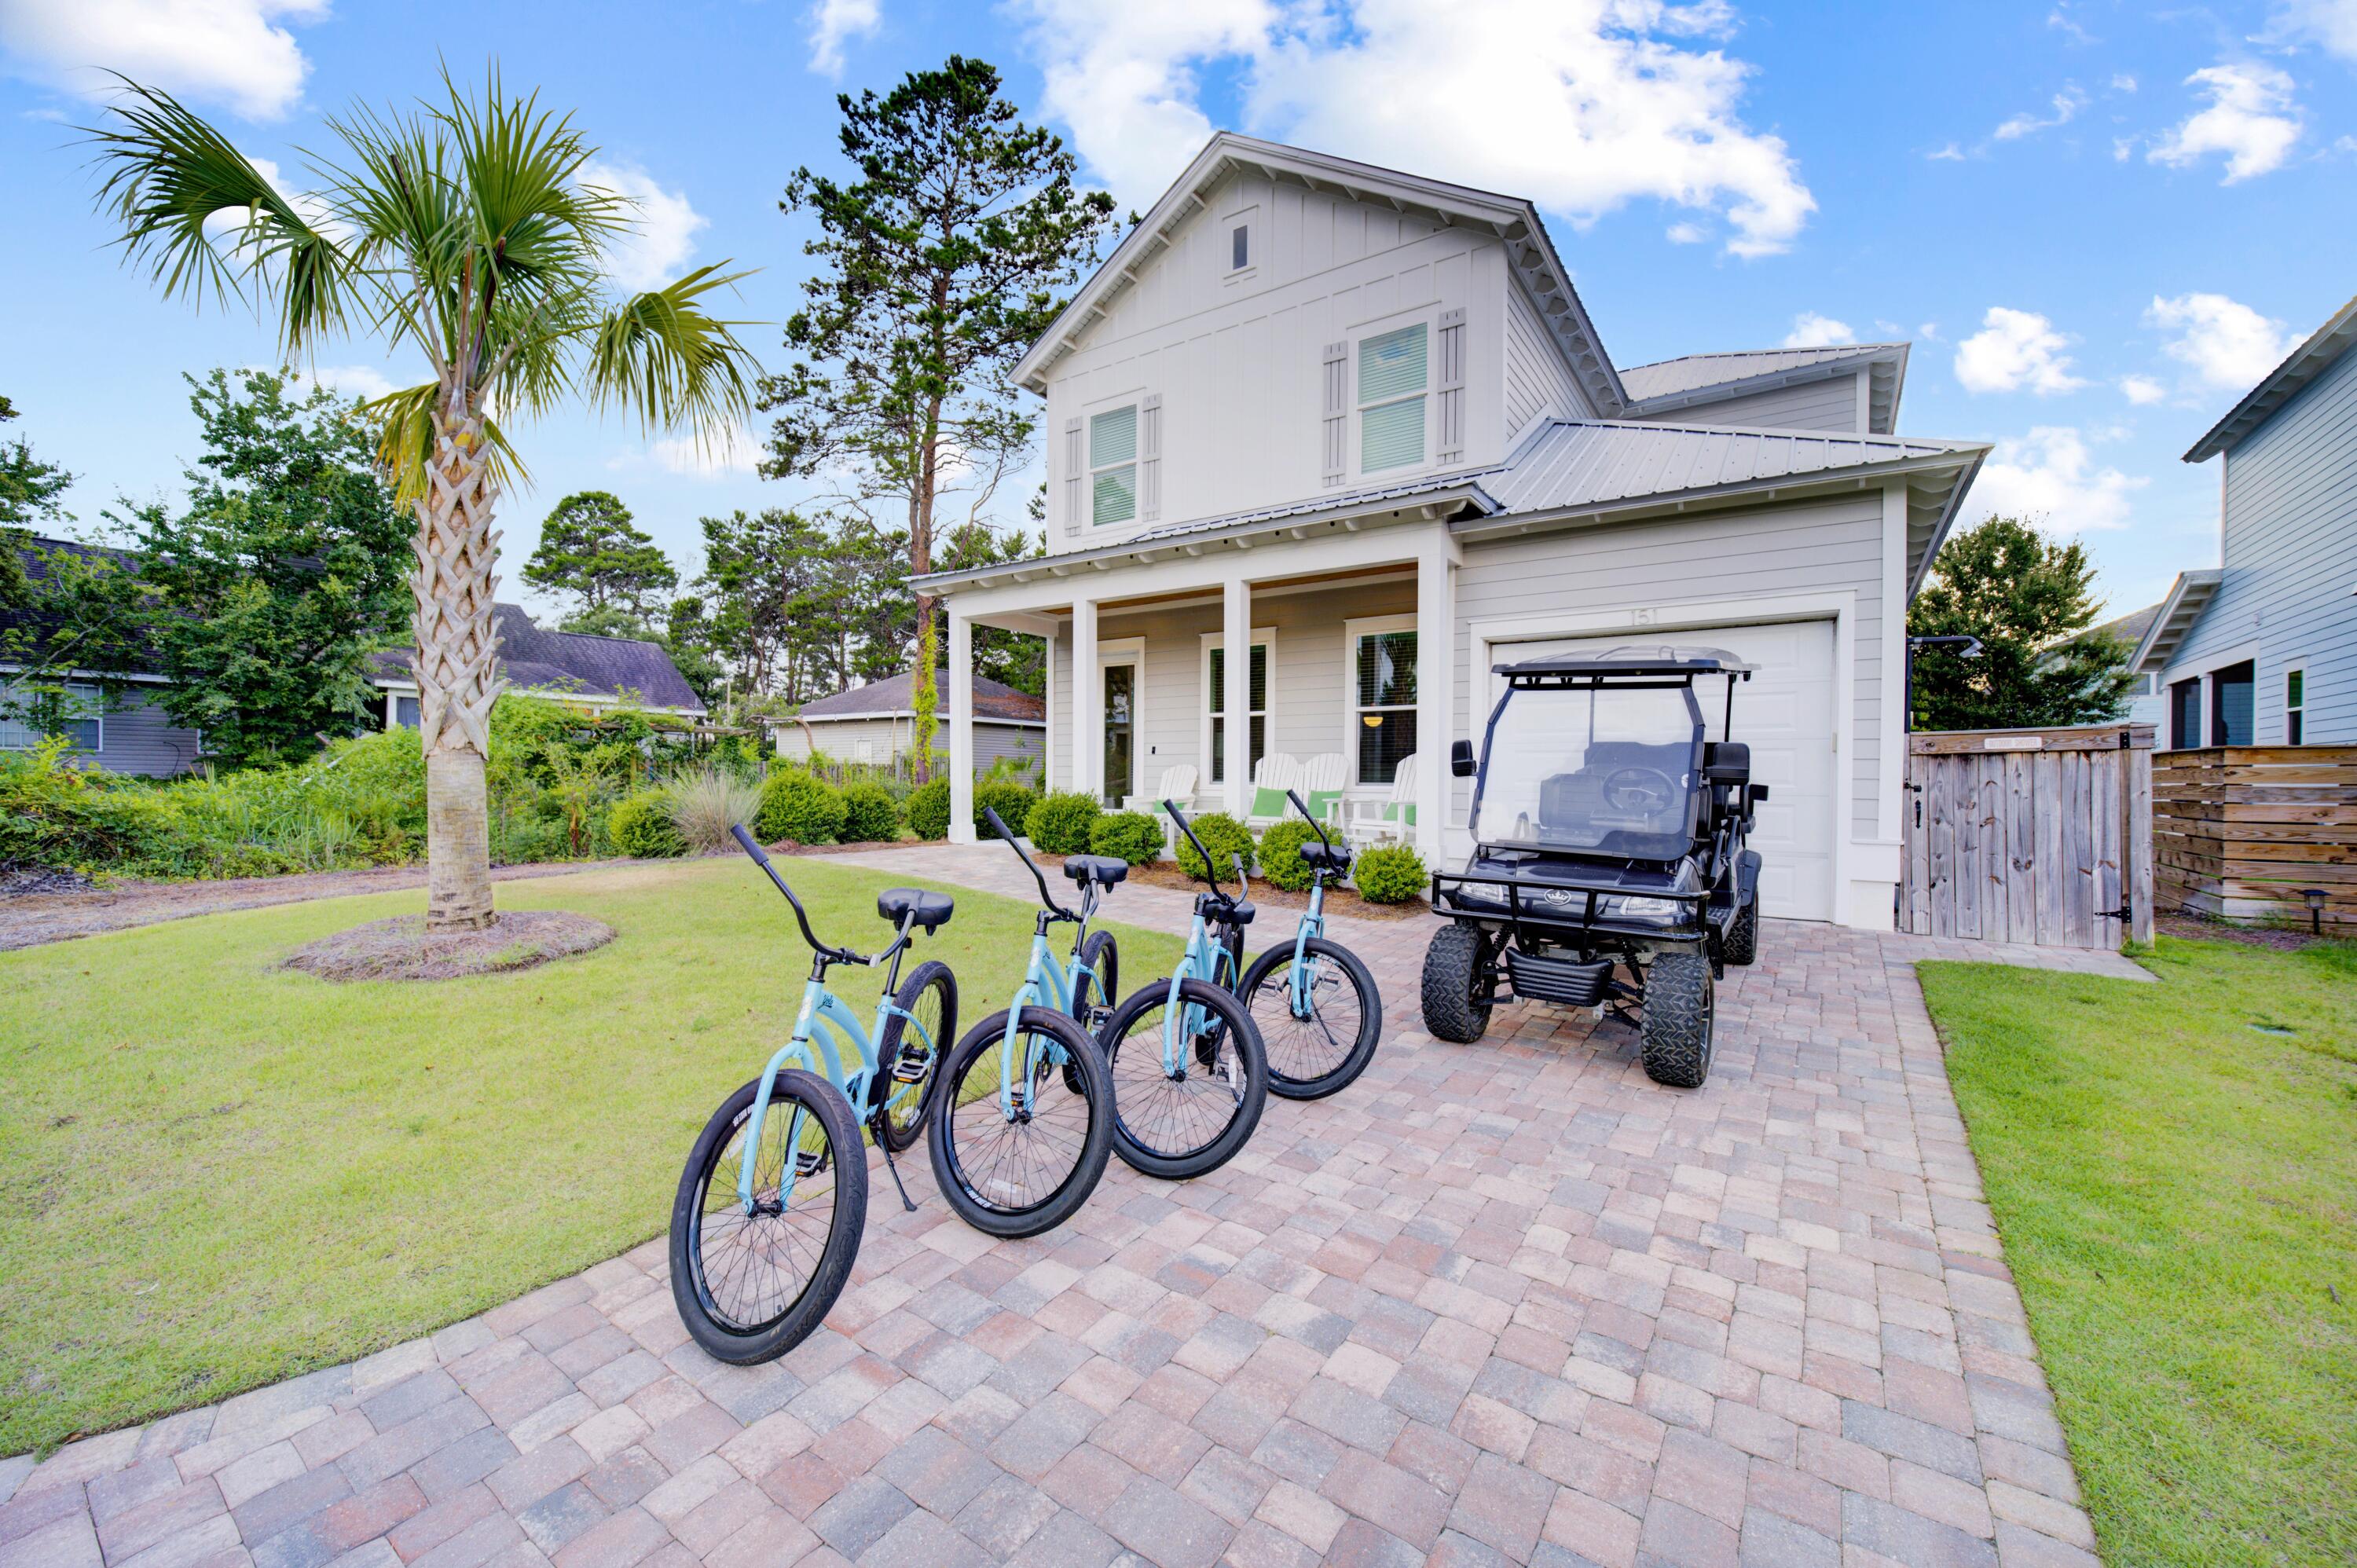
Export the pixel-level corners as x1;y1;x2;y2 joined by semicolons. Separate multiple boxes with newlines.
0;537;158;671
797;669;1043;724
1616;345;1896;401
369;604;705;713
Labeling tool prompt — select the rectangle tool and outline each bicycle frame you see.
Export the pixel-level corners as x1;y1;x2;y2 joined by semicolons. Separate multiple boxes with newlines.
1157;799;1253;1072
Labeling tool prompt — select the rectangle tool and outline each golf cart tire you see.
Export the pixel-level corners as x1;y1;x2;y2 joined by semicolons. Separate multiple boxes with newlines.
1641;951;1715;1088
1421;924;1494;1043
1720;896;1760;967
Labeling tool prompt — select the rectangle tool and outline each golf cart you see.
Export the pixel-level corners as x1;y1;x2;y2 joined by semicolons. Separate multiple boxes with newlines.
1420;647;1769;1087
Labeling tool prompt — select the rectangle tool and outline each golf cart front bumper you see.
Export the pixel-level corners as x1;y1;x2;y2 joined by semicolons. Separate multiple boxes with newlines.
1431;866;1712;947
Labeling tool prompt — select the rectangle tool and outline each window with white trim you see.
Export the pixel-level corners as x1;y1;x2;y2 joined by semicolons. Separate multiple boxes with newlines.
1349;621;1417;785
2286;666;2307;745
1203;632;1271;786
0;680;102;752
1088;403;1138;526
1357;323;1428;475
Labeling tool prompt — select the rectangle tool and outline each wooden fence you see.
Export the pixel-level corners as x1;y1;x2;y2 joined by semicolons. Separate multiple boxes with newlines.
2153;746;2357;929
1901;724;2155;949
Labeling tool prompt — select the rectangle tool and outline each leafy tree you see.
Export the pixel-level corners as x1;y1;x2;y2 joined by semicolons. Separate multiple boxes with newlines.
522;489;677;620
89;70;753;930
1908;515;2138;731
939;522;1044;695
0;394;75;607
758;57;1118;779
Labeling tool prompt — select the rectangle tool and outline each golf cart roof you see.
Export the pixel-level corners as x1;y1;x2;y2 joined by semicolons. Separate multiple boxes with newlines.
1494;645;1754;680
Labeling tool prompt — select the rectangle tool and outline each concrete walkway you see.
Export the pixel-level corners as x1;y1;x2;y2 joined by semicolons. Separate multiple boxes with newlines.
0;844;2133;1567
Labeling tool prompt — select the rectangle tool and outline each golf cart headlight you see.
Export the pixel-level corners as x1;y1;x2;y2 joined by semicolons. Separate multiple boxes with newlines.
1601;895;1680;922
1453;881;1508;907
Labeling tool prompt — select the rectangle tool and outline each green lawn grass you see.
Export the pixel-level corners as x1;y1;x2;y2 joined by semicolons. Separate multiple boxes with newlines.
1922;936;2357;1567
0;855;1181;1456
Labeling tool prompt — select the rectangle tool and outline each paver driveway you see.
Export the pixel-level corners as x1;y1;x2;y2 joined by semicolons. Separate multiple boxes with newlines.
0;844;2129;1568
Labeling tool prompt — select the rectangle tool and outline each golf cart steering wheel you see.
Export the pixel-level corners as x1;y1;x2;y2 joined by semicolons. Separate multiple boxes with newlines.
1602;767;1677;815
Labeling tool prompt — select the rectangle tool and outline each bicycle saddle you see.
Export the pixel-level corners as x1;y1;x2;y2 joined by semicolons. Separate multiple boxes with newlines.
1062;855;1130;887
1298;842;1351;872
876;887;955;932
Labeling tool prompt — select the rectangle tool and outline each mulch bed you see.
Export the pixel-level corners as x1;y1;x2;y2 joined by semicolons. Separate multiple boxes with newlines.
279;910;618;982
1032;851;1428;921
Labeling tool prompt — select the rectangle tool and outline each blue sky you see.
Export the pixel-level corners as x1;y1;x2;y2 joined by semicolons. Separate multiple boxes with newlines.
4;0;2354;625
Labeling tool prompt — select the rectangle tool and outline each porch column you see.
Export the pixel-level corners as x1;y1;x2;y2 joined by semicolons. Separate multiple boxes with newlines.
1416;529;1457;862
947;606;976;843
1222;575;1252;818
1072;596;1100;800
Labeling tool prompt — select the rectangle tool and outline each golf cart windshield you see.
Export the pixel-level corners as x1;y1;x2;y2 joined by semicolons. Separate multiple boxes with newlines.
1472;681;1704;858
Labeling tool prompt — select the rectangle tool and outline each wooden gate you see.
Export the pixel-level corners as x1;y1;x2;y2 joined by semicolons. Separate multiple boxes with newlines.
1901;724;2155;949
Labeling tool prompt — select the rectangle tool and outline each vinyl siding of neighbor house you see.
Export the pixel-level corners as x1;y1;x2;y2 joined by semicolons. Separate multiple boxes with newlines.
9;687;207;776
1634;372;1861;434
777;715;1042;777
1504;282;1591;440
1042;170;1527;550
2168;343;2357;743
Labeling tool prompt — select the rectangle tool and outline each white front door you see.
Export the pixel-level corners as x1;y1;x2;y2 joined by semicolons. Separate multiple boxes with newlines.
1486;621;1839;921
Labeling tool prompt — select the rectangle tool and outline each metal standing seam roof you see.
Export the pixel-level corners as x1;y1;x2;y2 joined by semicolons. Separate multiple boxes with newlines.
1615;345;1898;401
1475;418;1985;515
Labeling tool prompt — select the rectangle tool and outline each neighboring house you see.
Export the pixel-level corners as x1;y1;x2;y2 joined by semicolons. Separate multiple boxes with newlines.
2140;295;2357;749
2069;601;2166;730
369;603;706;727
922;134;1989;930
0;536;204;775
772;669;1044;776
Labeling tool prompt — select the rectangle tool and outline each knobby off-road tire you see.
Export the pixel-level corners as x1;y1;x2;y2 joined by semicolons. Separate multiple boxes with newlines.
669;1070;867;1365
1238;936;1383;1099
1720;896;1760;968
1421;922;1495;1043
929;1006;1114;1239
1640;951;1716;1088
874;959;958;1153
1098;978;1269;1179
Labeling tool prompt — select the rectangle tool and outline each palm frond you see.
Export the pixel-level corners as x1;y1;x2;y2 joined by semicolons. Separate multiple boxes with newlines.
355;382;525;509
587;264;758;442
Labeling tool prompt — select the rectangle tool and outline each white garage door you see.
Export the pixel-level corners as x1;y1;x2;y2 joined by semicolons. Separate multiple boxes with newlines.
1487;621;1838;921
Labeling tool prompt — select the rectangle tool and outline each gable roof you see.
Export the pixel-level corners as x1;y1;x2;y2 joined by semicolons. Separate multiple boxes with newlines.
369;604;706;713
0;537;156;672
1014;132;1628;416
2127;570;2223;674
1618;344;1910;434
2071;600;2163;653
797;669;1043;724
2184;295;2357;462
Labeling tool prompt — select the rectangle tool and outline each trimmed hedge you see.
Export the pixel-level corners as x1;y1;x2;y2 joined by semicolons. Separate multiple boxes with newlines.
973;780;1039;839
840;782;900;844
755;768;848;844
1090;811;1165;866
1255;819;1322;892
609;790;685;858
1175;811;1255;884
904;778;952;841
1025;790;1102;855
1352;843;1426;904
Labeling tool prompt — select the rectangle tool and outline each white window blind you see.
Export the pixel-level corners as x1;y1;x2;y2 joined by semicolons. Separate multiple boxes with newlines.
1090;405;1138;526
1358;322;1428;474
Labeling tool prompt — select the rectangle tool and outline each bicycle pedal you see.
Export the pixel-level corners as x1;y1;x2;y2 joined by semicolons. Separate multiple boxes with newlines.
793;1149;828;1177
889;1054;929;1085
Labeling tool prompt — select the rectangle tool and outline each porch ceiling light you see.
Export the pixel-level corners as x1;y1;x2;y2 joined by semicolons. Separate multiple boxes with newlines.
1362;715;1384;727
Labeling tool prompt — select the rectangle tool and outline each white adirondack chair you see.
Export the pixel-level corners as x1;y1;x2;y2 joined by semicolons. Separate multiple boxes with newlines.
1126;764;1198;856
1343;753;1419;848
1241;753;1303;830
1292;753;1350;833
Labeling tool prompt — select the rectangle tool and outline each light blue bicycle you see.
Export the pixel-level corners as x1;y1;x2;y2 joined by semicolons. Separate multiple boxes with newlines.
668;826;959;1365
1233;789;1384;1100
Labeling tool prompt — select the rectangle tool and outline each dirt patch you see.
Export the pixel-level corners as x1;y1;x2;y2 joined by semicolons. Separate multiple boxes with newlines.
1032;852;1428;921
279;910;617;982
2157;910;2341;953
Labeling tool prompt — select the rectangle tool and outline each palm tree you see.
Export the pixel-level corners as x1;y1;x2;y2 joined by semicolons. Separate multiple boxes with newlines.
86;69;754;931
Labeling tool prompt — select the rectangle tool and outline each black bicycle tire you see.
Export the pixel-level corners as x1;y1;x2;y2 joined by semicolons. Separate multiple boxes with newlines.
1074;929;1120;1027
874;959;958;1152
1099;977;1269;1179
927;1006;1114;1238
1237;936;1382;1100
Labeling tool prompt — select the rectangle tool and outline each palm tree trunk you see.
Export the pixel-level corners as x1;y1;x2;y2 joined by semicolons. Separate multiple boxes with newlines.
410;406;507;931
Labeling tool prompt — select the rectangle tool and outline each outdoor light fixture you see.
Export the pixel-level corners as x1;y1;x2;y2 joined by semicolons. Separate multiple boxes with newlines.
2300;887;2329;936
1903;634;1985;733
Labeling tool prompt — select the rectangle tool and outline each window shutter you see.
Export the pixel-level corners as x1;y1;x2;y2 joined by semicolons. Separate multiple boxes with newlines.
1061;416;1082;529
1140;393;1163;522
1321;341;1347;487
1436;308;1467;465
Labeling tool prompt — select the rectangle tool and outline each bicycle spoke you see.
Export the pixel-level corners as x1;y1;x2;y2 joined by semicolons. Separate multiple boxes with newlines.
1249;965;1363;1083
692;1096;838;1332
1106;998;1246;1161
945;1030;1095;1213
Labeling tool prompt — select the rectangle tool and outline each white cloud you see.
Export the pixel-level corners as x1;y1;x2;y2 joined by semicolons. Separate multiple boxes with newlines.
2148;63;2301;182
2046;6;2095;44
0;0;327;119
580;161;708;294
2117;374;2167;405
806;0;879;76
2266;0;2357;61
652;424;759;478
300;364;398;399
2110;72;2137;93
1014;0;1818;258
1995;85;2088;140
1664;221;1707;244
1969;426;2144;533
1781;311;1854;348
2147;292;2299;389
1955;307;2087;395
1926;141;1965;161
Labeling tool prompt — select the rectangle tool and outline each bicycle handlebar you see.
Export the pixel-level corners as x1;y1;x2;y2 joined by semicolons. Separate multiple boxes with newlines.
983;806;1076;921
1286;788;1336;856
1163;799;1241;905
731;823;904;965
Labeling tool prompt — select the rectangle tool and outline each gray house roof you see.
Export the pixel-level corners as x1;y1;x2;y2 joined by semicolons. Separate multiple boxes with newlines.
368;604;705;713
797;669;1043;724
2184;295;2357;462
2127;570;2223;674
1617;343;1910;433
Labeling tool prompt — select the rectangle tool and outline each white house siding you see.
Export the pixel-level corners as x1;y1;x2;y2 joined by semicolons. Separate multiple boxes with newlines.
780;716;1041;776
2168;343;2357;743
1043;171;1512;548
1635;373;1860;434
1504;282;1593;440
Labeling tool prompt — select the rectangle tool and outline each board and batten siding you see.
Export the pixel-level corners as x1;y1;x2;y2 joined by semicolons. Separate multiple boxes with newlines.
2169;342;2357;744
1633;373;1860;435
1043;170;1518;550
1504;281;1593;440
1453;491;1891;844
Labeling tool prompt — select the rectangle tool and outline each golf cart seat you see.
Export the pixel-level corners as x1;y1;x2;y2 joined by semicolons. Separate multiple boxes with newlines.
1703;742;1750;785
1062;855;1130;888
1298;841;1351;873
876;888;955;932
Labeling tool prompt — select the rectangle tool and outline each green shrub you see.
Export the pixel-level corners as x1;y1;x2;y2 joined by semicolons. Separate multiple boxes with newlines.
755;768;848;844
667;767;763;854
973;780;1038;838
904;778;952;840
608;790;684;858
1090;811;1164;866
1352;843;1426;904
841;782;900;844
1255;819;1322;892
1025;790;1101;855
0;742;177;870
1175;811;1255;884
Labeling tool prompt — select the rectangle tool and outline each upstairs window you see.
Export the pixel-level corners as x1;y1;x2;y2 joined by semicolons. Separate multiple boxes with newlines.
1230;224;1250;271
1089;404;1138;526
1358;322;1428;474
2287;667;2307;745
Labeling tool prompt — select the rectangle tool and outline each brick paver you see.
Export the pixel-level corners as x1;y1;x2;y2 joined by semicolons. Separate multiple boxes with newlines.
1;844;2128;1566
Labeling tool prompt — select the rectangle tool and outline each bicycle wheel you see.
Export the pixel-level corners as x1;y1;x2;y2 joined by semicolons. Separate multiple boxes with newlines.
1237;936;1383;1100
1098;978;1267;1179
929;1006;1114;1238
874;959;957;1153
669;1070;867;1365
1073;930;1120;1027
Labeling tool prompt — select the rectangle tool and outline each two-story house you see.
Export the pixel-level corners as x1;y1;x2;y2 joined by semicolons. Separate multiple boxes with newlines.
2133;293;2357;749
924;135;1989;930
